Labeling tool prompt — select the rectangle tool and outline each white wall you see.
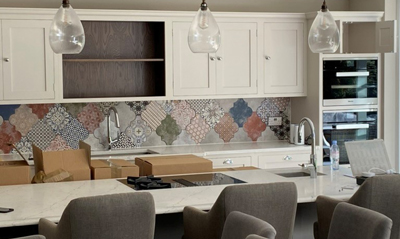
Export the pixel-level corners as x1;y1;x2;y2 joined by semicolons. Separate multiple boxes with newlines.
0;0;350;12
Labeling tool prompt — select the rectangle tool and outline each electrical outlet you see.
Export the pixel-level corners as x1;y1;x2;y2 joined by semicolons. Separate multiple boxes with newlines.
268;117;282;126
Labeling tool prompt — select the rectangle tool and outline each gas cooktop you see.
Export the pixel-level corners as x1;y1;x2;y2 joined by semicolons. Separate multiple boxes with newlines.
118;173;246;190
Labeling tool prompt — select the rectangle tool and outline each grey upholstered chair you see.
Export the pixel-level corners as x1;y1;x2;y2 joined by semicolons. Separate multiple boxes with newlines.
11;236;46;239
314;174;400;239
39;192;155;239
246;235;268;239
327;202;392;239
183;182;297;239
221;211;276;239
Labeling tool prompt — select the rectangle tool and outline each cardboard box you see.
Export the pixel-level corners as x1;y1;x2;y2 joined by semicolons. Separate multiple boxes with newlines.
33;141;91;181
0;160;30;186
135;155;213;176
109;159;139;178
90;160;112;180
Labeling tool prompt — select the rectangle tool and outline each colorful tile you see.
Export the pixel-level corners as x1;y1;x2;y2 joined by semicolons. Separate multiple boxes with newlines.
0;105;20;120
214;113;239;143
201;100;224;129
111;132;136;149
60;118;89;149
27;119;55;150
97;102;120;115
126;101;150;116
28;104;54;119
77;103;104;134
171;101;196;129
256;99;280;124
93;118;120;149
61;103;86;118
269;113;291;140
142;102;167;131
161;100;175;115
271;98;290;112
9;105;39;136
187;99;209;114
243;112;267;141
14;137;32;154
156;115;182;145
186;115;211;144
0;121;22;153
45;104;71;134
124;116;152;147
229;99;253;128
45;135;72;151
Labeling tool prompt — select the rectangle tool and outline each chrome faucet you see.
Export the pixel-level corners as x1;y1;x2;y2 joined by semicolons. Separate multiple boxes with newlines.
106;107;120;150
298;117;317;178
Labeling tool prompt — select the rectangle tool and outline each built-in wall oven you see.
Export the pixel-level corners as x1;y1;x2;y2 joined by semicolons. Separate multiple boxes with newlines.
323;58;378;106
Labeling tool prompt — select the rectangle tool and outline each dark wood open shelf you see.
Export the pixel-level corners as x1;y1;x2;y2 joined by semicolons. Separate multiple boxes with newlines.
63;21;165;99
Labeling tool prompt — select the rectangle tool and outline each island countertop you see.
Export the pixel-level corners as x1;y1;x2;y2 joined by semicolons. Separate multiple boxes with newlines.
0;166;357;228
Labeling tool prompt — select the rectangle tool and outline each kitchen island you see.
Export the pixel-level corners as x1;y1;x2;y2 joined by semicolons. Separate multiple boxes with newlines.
0;166;357;239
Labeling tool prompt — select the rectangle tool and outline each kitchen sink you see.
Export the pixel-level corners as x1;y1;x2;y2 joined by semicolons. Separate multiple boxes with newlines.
275;171;326;178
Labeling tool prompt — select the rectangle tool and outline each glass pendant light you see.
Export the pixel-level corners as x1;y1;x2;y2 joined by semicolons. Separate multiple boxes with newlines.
49;0;85;54
188;0;221;53
308;0;339;53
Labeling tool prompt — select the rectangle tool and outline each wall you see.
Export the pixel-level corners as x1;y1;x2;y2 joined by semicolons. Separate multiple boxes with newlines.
349;0;385;11
0;0;350;12
0;98;291;155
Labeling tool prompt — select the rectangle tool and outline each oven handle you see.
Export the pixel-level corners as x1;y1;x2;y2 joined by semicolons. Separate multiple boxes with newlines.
336;72;370;77
324;124;370;130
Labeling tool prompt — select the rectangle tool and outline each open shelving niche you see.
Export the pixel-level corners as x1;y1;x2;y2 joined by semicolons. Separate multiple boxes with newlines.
62;21;165;99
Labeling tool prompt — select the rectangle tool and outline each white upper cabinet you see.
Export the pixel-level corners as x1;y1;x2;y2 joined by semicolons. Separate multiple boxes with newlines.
263;22;306;96
172;21;257;97
375;20;397;53
2;20;55;101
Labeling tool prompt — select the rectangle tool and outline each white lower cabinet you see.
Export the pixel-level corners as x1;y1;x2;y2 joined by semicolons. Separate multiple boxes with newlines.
257;151;310;169
1;20;55;101
204;155;253;168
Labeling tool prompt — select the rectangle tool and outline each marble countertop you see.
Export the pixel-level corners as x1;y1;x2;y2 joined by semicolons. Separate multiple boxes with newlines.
0;166;357;228
91;141;311;158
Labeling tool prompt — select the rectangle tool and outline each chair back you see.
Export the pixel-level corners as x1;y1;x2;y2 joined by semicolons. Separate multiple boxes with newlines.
12;236;46;239
221;211;276;239
57;192;155;239
246;235;268;239
349;175;400;239
328;202;392;239
212;182;297;239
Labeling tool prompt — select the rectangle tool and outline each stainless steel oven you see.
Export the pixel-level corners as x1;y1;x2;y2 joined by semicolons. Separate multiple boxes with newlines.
323;57;378;106
322;109;378;164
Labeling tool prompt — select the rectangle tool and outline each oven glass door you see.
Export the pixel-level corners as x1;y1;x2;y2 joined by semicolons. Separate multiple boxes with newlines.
323;59;378;106
322;110;378;164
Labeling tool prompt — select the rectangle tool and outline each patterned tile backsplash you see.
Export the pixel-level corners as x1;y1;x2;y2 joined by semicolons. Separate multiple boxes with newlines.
0;98;291;154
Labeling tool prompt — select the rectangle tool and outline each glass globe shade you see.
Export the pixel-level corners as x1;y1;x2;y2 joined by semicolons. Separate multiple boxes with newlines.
308;10;339;53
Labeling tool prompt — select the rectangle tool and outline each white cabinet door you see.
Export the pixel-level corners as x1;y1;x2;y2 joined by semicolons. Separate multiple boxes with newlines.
204;155;252;168
172;22;216;96
2;20;55;100
263;22;305;95
216;23;257;95
257;151;310;169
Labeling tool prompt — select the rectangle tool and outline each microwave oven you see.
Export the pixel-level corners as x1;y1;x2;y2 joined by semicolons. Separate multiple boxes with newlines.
323;57;378;106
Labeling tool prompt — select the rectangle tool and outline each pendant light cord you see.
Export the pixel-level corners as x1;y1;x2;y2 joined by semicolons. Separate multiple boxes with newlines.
321;0;328;12
200;0;207;10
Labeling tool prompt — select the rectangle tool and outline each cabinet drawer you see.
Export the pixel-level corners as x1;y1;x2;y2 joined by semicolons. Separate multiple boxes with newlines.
258;153;310;169
205;155;252;168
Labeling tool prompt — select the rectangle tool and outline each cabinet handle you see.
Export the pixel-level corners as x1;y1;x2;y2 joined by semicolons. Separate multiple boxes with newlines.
4;58;10;62
210;57;216;61
217;56;223;61
265;56;271;60
223;159;233;164
283;155;292;161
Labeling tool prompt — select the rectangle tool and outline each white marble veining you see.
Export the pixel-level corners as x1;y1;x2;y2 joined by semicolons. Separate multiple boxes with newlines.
0;166;357;228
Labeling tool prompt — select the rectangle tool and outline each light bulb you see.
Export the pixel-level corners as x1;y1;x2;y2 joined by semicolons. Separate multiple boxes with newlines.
308;2;339;53
188;2;221;53
49;1;85;54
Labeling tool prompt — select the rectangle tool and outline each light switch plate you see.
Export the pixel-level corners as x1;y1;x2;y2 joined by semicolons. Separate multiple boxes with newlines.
268;117;282;126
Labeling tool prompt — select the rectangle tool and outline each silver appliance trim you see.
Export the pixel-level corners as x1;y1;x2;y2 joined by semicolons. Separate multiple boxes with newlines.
323;108;378;113
331;85;376;89
323;98;378;106
336;72;369;77
323;124;370;130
